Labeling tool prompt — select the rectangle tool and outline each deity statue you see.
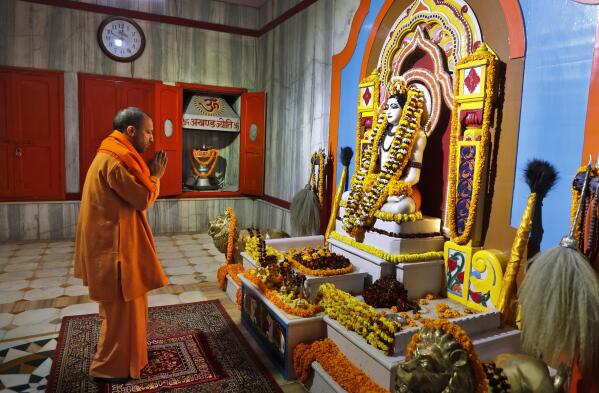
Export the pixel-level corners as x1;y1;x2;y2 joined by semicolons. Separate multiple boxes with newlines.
342;76;427;238
396;322;565;393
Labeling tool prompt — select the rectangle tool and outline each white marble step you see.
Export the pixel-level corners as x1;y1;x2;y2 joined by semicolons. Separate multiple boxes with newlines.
329;238;443;298
225;274;240;304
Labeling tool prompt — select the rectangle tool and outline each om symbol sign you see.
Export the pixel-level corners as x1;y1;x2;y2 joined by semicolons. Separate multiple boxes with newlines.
200;98;220;113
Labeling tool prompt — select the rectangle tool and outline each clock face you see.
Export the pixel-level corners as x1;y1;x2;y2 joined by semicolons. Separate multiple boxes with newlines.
97;17;145;62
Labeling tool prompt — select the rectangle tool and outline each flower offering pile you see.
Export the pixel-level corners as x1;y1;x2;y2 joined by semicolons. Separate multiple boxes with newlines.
320;283;400;354
287;247;353;276
244;232;284;265
243;260;322;318
363;277;420;312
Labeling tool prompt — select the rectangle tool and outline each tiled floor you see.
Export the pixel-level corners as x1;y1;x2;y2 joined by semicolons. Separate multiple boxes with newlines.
0;233;307;392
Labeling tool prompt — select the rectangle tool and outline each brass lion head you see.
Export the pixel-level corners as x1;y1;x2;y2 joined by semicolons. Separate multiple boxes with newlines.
396;327;474;393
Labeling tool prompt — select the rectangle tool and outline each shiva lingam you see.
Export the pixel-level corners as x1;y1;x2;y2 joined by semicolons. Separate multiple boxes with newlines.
185;145;220;190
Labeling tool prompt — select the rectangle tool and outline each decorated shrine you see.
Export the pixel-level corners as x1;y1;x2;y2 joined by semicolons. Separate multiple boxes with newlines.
1;0;598;392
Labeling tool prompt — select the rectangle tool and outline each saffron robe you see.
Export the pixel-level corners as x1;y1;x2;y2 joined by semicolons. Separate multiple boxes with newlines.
74;131;168;378
74;132;168;302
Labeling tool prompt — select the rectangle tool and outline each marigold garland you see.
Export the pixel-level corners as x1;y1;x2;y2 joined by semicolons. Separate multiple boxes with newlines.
373;210;422;223
406;319;488;393
343;79;425;238
190;148;218;178
287;247;353;276
242;270;322;318
217;263;244;289
320;283;400;354
293;339;390;393
330;231;443;264
310;151;326;208
225;207;237;263
447;46;497;245
236;287;242;310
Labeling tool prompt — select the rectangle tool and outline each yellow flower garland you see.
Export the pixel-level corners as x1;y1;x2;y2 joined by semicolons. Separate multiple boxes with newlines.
244;235;284;264
406;320;488;393
320;283;400;354
226;207;236;264
447;48;497;245
310;151;326;208
330;231;443;264
373;210;422;223
293;339;390;393
343;80;425;238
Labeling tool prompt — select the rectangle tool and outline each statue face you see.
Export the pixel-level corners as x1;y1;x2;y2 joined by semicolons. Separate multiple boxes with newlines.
395;345;453;393
385;97;402;126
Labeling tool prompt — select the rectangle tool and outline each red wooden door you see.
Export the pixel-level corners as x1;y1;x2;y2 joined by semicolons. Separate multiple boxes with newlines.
154;83;182;196
12;72;64;200
0;71;14;199
79;75;121;187
79;74;155;188
239;92;266;196
121;81;155;162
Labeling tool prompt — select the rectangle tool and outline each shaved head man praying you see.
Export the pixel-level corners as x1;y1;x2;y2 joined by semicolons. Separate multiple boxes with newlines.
74;107;168;382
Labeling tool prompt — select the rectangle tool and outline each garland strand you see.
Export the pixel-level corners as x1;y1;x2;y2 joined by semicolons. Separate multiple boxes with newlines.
225;207;237;263
190;148;218;178
310;151;326;208
330;231;443;264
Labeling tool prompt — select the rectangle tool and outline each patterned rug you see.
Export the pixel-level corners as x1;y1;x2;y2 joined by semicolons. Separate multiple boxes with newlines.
47;300;283;392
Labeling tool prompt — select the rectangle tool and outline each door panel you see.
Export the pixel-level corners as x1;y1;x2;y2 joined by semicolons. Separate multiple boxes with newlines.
79;76;120;187
239;92;266;196
11;70;63;200
154;83;182;196
0;72;13;198
16;145;53;198
121;82;155;162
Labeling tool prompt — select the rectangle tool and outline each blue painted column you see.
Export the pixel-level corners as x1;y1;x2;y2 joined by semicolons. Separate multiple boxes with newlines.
511;1;597;249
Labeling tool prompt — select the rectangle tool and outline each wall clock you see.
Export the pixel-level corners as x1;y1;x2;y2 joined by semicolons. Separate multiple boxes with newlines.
97;16;145;62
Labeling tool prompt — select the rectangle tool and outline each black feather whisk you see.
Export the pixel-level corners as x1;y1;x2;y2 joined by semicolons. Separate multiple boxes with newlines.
524;159;558;259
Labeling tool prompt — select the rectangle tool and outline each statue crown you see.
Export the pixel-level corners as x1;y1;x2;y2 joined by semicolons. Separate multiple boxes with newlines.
387;76;407;96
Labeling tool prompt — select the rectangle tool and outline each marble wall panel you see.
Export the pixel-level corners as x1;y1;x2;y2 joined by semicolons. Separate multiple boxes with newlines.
64;72;79;193
0;1;260;88
71;0;260;30
259;0;359;202
0;198;257;242
253;200;292;235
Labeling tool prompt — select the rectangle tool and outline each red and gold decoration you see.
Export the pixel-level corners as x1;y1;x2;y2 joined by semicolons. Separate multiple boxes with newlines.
446;43;498;246
286;247;353;276
293;338;389;393
190;147;218;178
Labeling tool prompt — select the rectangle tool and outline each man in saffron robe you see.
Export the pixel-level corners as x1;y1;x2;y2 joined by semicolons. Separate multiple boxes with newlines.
74;107;169;382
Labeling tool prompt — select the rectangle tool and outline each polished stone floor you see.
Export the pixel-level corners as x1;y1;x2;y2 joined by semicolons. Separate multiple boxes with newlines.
0;233;307;392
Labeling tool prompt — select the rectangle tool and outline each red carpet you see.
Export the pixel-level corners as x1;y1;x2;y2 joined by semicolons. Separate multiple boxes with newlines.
47;300;283;392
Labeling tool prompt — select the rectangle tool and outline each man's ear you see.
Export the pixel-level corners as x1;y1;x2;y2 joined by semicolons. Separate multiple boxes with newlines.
126;125;136;137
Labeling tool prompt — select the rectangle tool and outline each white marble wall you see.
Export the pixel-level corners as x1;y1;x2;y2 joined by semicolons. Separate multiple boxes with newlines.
253;199;293;235
0;198;256;242
0;0;361;240
259;0;360;201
